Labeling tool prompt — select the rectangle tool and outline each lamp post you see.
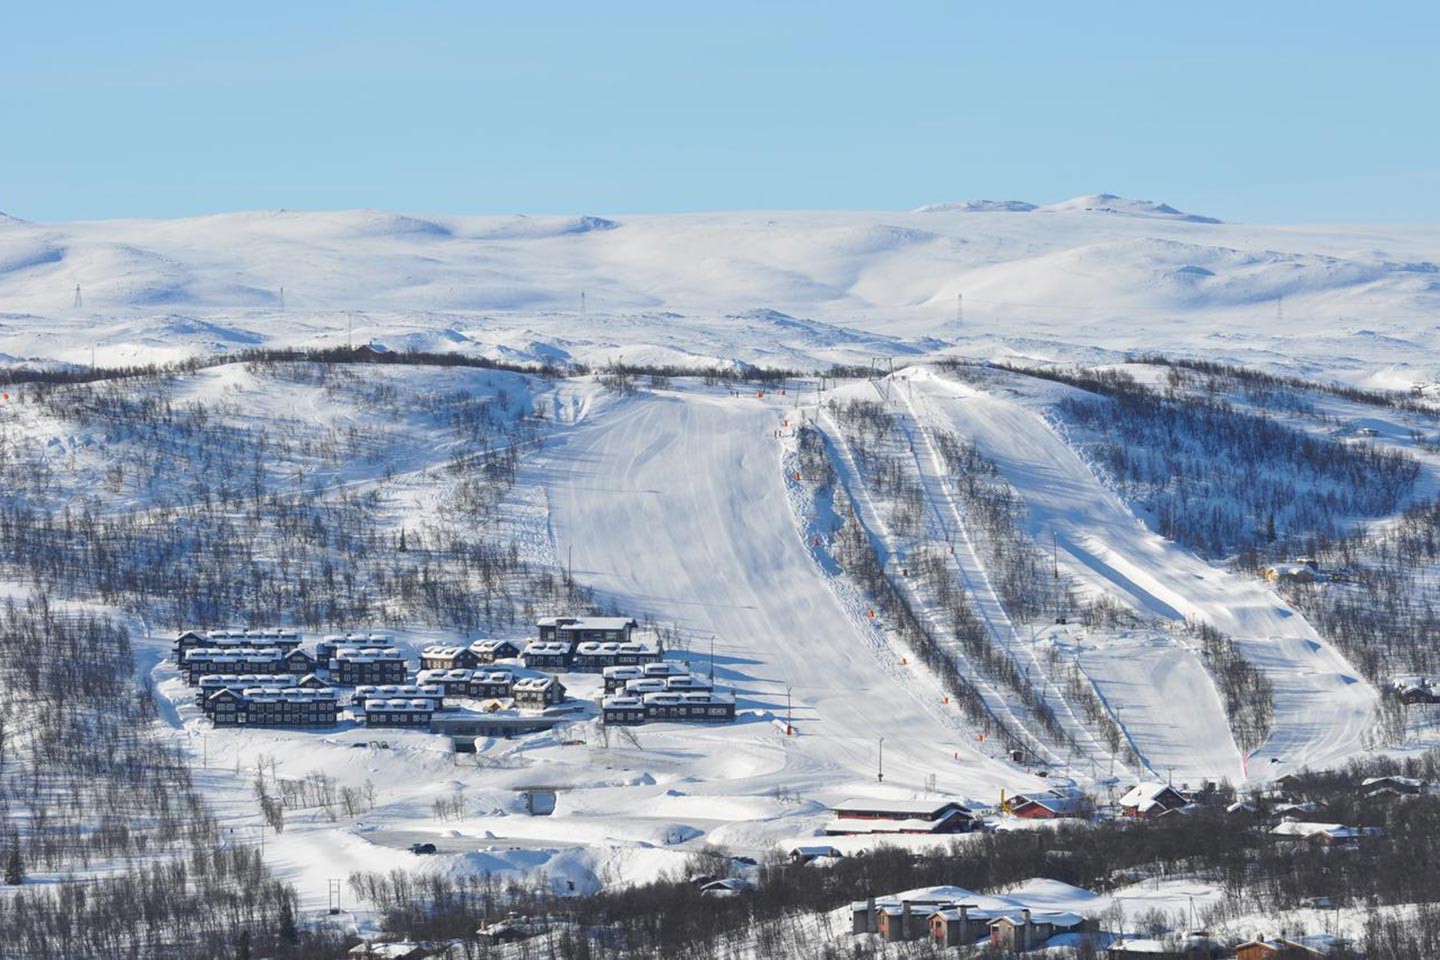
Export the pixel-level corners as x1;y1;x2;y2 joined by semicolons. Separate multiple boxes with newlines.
786;685;793;736
877;737;885;783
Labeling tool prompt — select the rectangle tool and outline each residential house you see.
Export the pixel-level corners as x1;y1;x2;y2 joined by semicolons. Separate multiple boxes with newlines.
353;684;445;711
1235;936;1336;959
361;698;435;728
1106;934;1225;959
521;641;573;671
537;615;638;645
469;639;524;663
989;910;1090;952
1119;782;1189;819
930;905;989;948
788;845;843;865
419;645;479;672
601;695;646;726
175;628;302;662
317;632;395;663
602;660;690;693
512;676;567;710
183;648;289;684
331;646;408;686
207;686;339;727
1361;775;1428;798
1271;820;1386;846
1005;787;1088;820
826;798;974;836
568;640;662;672
197;673;282;709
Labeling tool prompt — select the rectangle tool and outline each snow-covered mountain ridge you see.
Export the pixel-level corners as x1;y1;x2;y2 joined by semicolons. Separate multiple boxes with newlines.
1;193;1438;387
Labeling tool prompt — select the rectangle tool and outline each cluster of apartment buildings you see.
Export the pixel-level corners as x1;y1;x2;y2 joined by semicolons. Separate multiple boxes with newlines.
599;660;735;725
176;614;736;732
177;627;569;730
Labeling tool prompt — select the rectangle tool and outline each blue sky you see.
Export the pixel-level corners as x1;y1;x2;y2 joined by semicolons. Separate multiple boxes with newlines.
4;1;1437;223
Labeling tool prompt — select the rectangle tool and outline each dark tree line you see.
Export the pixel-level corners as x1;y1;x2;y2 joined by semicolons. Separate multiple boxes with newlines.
340;752;1440;959
1037;365;1418;559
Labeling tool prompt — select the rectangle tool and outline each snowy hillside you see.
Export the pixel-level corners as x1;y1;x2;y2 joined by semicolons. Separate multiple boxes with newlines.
2;197;1439;384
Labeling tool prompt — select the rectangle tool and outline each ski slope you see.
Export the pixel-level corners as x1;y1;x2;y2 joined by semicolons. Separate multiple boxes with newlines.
902;366;1378;781
541;384;1042;805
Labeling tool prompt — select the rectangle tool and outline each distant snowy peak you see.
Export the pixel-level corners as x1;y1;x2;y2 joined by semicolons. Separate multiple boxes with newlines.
912;200;1038;213
1037;193;1222;224
912;194;1220;223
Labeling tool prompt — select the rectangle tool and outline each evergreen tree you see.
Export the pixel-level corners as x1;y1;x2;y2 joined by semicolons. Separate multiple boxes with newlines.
4;833;21;886
236;929;252;960
278;895;299;944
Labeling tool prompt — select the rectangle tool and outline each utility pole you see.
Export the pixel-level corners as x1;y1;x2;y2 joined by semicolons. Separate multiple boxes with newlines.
877;737;885;783
279;285;285;312
956;292;963;326
709;635;715;683
73;284;82;309
786;684;793;736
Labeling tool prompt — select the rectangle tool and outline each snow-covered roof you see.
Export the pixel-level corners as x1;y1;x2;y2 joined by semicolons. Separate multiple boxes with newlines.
471;638;521;651
539;615;637;630
1118;782;1184;811
604;661;689;679
421;644;469;657
354;684;442;698
237;686;337;704
334;646;405;661
640;690;732;706
603;695;644;708
834;797;970;816
827;813;966;834
1362;775;1427;790
524;641;572;655
417;668;474;682
185;648;284;662
362;698;436;712
574;640;659;655
1271;820;1384;841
